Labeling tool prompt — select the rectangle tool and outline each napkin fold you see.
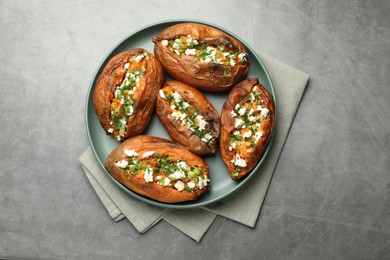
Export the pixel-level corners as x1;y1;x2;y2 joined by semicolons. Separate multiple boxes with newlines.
79;50;309;242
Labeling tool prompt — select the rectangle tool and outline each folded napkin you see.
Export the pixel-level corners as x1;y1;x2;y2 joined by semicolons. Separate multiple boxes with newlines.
79;50;309;242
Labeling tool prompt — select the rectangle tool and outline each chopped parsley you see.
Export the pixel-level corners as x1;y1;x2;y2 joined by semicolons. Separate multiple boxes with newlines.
160;87;217;147
228;85;271;169
164;35;248;68
116;150;209;192
108;56;146;140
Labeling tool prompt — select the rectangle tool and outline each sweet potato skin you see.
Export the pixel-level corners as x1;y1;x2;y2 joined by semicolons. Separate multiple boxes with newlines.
152;23;249;92
219;78;275;180
105;135;210;203
93;48;164;140
156;80;219;156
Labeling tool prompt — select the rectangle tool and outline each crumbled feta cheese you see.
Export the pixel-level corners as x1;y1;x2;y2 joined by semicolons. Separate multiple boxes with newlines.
252;85;257;91
144;167;154;183
243;130;252;139
179;113;187;121
228;142;237;151
197;176;208;190
198;118;208;131
201;133;212;143
120;97;125;105
156;176;162;180
171;104;176;110
187;181;195;190
230;59;236;66
126;105;134;116
163;177;171;186
238;53;246;60
172;40;180;49
159;89;166;99
235;104;240;110
171;111;186;121
231;154;247;167
238;107;246;116
174;180;185;191
142;151;155;158
261;108;270;117
235;118;244;128
192;39;199;45
207;46;217;53
254;131;263;142
134;54;145;62
161;40;168;46
123;149;138;157
124;62;130;69
181;101;190;109
177;161;188;170
248;115;257;122
185;49;197;55
172;91;181;102
116;160;128;168
196;115;203;121
115;89;121;98
174;49;180;55
170;170;186;180
231;110;237;117
234;130;240;135
107;128;113;133
120;118;127;126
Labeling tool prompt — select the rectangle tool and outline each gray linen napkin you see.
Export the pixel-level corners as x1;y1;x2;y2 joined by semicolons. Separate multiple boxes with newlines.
79;50;309;242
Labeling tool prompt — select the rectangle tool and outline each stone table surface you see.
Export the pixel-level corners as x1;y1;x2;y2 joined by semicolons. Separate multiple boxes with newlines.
0;0;389;259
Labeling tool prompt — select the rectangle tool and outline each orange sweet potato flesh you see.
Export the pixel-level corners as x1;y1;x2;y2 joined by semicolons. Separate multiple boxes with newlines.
93;48;164;141
105;135;210;203
156;80;220;156
220;78;275;180
152;23;249;92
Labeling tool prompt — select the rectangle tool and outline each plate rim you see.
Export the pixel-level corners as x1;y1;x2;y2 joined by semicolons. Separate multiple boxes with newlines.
85;19;277;209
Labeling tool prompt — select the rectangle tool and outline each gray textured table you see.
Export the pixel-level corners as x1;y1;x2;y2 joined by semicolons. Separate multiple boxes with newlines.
1;0;389;259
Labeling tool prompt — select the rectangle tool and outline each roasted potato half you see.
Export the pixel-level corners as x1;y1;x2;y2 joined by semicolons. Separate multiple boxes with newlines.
152;23;249;92
105;135;211;203
93;48;164;141
220;78;275;180
156;80;219;156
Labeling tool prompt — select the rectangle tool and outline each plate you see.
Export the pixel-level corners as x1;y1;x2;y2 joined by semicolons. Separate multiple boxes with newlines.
85;19;276;209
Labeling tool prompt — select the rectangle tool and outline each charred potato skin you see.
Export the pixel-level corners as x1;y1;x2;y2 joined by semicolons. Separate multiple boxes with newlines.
156;80;220;156
152;23;249;92
93;48;164;140
220;78;275;180
105;135;210;203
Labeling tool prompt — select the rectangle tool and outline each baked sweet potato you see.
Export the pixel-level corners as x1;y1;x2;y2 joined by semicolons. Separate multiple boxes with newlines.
152;23;249;92
220;78;275;180
105;135;210;203
93;48;164;141
156;80;219;156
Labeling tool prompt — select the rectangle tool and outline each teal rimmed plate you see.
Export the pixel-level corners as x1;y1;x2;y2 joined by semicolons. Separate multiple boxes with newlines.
85;19;276;209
